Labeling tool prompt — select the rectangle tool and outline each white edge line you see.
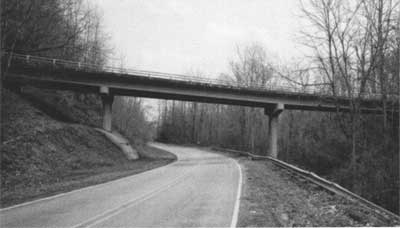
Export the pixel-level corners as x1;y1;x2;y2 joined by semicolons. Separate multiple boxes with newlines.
230;158;243;228
0;158;177;212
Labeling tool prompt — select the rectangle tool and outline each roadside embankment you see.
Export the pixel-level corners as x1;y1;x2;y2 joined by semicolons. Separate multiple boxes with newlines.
209;149;398;227
1;89;176;208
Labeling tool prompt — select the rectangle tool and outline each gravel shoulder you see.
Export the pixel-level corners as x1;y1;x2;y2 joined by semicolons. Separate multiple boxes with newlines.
209;150;397;227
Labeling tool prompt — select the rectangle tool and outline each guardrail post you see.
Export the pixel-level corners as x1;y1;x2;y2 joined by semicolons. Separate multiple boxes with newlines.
100;86;114;132
264;103;284;158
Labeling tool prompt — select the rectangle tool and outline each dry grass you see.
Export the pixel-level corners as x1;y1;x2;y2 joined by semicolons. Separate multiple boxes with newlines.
1;89;176;208
209;149;395;227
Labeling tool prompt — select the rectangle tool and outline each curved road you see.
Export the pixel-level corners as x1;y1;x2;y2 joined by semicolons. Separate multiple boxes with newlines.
0;143;242;227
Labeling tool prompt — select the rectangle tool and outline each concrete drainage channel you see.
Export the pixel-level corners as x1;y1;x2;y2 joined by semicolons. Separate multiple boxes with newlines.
211;147;400;225
95;128;139;160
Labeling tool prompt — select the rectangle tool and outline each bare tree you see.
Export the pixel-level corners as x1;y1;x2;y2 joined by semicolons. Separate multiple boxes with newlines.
300;0;399;192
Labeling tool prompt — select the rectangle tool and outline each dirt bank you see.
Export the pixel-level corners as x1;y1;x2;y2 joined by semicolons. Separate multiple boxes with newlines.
1;89;176;208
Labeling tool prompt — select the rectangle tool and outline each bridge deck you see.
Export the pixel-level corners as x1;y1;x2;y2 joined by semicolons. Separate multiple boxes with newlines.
2;53;398;114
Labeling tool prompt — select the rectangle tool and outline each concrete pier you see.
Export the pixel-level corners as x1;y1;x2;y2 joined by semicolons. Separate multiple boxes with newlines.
100;86;114;132
265;103;284;158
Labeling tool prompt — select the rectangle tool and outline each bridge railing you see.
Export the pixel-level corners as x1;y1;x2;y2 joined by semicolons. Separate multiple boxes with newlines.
3;52;398;100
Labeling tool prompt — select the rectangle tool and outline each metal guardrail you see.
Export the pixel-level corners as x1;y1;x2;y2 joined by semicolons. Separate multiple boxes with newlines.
211;146;400;224
3;52;398;100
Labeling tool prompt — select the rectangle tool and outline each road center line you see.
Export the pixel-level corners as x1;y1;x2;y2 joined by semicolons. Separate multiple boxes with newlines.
72;167;194;228
0;160;177;212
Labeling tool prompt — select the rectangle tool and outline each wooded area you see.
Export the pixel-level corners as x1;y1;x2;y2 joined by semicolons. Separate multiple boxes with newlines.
157;0;400;213
1;0;399;215
1;0;108;63
0;0;153;145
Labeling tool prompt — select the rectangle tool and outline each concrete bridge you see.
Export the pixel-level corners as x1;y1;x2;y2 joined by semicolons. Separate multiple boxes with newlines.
2;53;398;158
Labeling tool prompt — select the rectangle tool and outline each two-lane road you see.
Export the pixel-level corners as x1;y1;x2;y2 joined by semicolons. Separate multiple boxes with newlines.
0;143;242;227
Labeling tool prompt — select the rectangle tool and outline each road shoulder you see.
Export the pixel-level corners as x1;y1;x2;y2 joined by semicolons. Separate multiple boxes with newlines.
209;149;393;227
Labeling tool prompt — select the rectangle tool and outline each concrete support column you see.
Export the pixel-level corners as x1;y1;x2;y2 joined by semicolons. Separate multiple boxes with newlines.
100;86;114;132
265;103;284;158
268;114;279;158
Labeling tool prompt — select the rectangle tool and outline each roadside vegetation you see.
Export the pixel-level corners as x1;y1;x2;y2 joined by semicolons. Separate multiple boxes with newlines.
157;0;400;214
1;0;170;207
0;0;155;145
0;0;398;218
211;149;397;226
0;0;157;147
1;89;176;207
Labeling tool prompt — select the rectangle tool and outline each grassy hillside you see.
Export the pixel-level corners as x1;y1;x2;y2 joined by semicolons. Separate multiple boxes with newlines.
16;87;103;127
1;89;176;207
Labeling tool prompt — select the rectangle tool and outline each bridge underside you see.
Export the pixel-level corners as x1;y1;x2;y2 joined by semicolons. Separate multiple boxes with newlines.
5;72;395;113
3;68;398;158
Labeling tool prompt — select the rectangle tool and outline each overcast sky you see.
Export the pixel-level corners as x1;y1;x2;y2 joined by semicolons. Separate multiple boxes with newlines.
92;0;308;120
94;0;306;77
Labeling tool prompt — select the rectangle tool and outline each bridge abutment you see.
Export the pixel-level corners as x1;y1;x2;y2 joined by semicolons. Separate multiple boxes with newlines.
100;86;114;132
265;103;284;158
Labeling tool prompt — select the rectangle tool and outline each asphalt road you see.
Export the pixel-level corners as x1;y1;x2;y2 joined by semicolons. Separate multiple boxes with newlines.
0;143;242;227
